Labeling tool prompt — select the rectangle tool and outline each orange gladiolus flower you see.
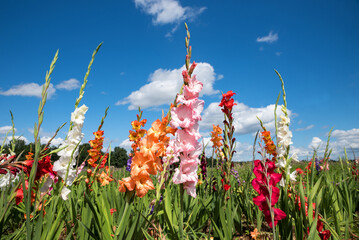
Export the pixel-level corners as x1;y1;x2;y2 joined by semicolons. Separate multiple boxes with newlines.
131;119;147;131
97;171;113;186
130;151;157;177
251;228;259;239
261;131;277;158
88;129;105;168
211;124;223;153
133;175;155;198
119;114;174;198
118;177;135;192
139;135;162;161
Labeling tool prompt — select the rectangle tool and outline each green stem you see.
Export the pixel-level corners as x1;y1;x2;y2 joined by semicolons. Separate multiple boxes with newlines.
115;199;130;236
179;184;184;239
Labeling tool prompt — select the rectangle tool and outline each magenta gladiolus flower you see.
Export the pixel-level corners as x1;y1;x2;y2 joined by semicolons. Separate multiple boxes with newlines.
252;159;286;227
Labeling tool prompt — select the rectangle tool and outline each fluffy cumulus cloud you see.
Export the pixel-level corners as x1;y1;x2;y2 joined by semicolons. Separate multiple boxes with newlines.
117;62;219;110
309;137;323;149
0;136;29;145
332;129;359;148
134;0;206;25
256;31;278;43
0;126;16;134
40;136;64;146
119;139;132;152
234;141;254;161
307;128;359;159
291;146;311;159
56;78;80;91
0;83;56;98
201;101;286;135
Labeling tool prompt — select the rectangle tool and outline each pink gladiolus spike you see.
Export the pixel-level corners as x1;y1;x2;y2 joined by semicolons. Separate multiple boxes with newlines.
182;70;190;83
189;61;197;74
170;105;196;129
191;99;204;121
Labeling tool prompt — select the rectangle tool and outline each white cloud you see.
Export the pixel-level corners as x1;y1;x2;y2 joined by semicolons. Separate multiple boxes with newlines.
40;136;64;146
165;25;179;38
217;74;224;80
234;141;254;162
256;31;278;43
0;135;29;145
201;101;287;135
275;52;282;56
0;83;56;98
203;136;254;162
117;62;219;110
0;126;16;135
309;137;323;149
295;124;314;131
56;78;80;90
305;128;359;159
331;128;359;150
119;139;132;153
291;146;311;159
134;0;206;25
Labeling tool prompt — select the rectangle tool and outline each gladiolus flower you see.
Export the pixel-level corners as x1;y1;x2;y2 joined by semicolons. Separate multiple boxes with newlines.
251;228;259;239
110;208;117;216
54;104;88;188
252;159;286;227
119;113;174;198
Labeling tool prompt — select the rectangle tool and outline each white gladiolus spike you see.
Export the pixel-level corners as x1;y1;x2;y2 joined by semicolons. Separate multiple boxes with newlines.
61;186;71;200
291;153;299;162
0;171;19;190
289;170;297;182
53;104;88;190
276;158;286;168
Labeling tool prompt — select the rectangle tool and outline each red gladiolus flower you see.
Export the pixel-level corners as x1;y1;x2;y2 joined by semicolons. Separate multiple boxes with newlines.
296;168;304;175
296;196;331;239
252;159;286;227
110;208;117;216
224;184;231;191
319;230;331;240
15;180;36;205
219;91;237;113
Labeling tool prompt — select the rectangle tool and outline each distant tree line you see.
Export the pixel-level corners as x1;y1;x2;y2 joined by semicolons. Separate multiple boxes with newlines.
3;140;129;168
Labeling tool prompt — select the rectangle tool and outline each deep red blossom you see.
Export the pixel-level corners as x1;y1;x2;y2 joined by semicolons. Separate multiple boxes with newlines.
263;208;287;228
252;159;286;227
296;196;331;239
36;156;56;180
110;208;117;216
319;230;331;240
21;155;56;181
296;168;304;174
224;184;231;191
15;180;36;205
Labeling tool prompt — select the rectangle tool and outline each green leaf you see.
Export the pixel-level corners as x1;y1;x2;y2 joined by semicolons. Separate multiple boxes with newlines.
79;220;98;239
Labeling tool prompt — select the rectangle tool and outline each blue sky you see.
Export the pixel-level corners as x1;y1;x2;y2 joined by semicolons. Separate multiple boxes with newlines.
0;0;358;161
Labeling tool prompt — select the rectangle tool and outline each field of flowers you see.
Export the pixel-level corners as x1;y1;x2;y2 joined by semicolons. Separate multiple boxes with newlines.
0;25;358;240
